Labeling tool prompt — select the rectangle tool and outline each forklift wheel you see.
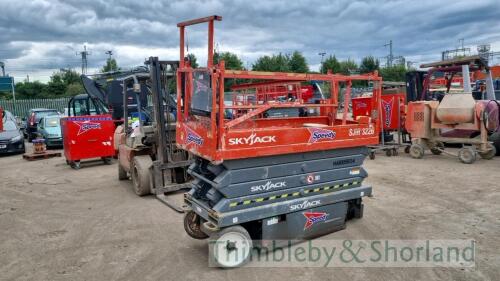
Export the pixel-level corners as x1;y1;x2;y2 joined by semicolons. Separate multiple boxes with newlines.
409;144;424;159
131;155;152;196
209;225;253;268
385;149;392;157
118;164;128;180
184;211;209;240
404;146;410;154
458;147;476;164
478;144;496;160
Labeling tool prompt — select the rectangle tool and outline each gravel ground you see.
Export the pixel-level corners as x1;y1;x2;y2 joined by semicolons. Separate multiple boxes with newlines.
0;143;499;281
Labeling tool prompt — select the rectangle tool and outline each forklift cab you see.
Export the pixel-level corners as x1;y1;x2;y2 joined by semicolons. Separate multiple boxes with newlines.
67;94;109;117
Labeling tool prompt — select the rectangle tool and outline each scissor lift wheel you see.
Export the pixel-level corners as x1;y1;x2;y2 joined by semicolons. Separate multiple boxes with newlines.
209;225;253;268
184;210;208;239
131;155;152;196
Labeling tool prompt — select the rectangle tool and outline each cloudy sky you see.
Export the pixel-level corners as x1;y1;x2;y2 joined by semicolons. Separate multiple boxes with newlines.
1;0;500;82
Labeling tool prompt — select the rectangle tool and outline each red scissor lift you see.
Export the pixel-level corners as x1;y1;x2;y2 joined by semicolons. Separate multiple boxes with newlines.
177;16;382;267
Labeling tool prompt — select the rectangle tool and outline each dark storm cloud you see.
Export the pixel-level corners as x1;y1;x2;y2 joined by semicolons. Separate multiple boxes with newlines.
0;0;499;79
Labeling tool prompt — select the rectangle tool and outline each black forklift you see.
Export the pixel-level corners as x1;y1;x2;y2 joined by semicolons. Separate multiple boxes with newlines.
115;57;192;212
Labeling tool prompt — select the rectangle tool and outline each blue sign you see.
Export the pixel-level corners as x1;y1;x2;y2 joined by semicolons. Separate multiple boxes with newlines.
0;77;14;92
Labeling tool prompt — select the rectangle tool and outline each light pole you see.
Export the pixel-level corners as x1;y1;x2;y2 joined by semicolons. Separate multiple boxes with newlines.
105;50;113;61
318;52;326;64
318;52;326;73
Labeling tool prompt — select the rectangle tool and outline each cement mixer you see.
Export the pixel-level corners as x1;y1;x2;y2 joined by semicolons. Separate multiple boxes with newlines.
406;93;497;163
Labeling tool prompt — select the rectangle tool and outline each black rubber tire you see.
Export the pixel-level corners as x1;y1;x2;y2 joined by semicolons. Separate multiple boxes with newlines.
478;143;496;160
184;210;209;240
369;151;375;160
458;147;476;164
430;148;441;155
385;149;392;157
131;155;152;196
430;142;444;155
409;143;424;159
102;157;112;165
118;163;128;180
347;200;364;220
70;161;81;170
404;146;410;154
209;225;253;268
488;132;500;156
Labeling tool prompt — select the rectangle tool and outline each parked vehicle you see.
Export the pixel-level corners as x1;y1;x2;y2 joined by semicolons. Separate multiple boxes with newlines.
0;111;25;154
37;115;63;148
25;108;59;142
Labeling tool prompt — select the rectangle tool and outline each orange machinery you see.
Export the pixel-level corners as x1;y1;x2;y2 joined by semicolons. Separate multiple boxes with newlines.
176;16;382;267
175;22;382;162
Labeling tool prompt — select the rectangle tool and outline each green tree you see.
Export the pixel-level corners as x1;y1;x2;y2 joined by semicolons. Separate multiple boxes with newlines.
380;65;406;82
101;58;119;72
13;81;47;99
288;51;309;73
214;52;244;70
320;55;341;74
359;56;380;74
11;69;84;99
252;53;290;72
186;54;198;68
66;82;84;97
43;72;67;98
338;59;358;75
214;51;245;91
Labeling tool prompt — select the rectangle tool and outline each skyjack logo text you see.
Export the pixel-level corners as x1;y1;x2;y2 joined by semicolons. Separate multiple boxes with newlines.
290;200;321;211
250;181;287;192
228;133;277;146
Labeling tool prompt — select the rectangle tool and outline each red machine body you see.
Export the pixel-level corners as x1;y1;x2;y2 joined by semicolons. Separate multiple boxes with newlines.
175;16;382;163
60;115;115;162
352;93;406;131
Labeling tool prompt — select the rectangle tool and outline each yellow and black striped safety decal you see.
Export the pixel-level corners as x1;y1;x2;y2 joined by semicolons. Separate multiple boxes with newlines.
228;181;359;208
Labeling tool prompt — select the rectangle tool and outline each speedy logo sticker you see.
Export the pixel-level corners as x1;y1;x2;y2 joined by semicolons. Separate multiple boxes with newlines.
356;102;368;109
74;121;101;135
308;128;336;143
303;211;329;229
185;127;203;146
382;97;394;127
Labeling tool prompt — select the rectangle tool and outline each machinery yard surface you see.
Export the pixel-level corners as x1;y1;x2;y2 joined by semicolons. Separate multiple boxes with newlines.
1;144;499;281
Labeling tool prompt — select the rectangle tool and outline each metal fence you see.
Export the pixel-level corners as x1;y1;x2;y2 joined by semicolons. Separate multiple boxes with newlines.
0;98;71;117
